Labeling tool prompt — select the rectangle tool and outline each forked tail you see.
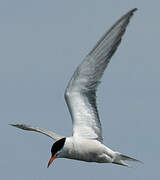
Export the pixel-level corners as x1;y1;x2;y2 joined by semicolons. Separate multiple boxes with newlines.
113;152;142;167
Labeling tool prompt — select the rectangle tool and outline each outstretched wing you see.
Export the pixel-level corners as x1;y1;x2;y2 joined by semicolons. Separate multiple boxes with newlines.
10;124;64;141
65;9;137;142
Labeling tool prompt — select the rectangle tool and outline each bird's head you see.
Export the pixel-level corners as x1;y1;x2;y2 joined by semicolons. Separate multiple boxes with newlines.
47;137;66;168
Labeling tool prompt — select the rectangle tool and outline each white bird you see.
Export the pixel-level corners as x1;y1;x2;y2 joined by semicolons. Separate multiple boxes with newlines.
11;8;141;168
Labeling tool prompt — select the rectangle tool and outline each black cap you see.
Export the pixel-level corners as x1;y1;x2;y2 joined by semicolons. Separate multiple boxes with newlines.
51;138;66;156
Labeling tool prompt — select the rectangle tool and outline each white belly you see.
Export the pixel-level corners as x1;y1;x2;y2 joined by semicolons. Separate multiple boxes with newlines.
61;137;114;163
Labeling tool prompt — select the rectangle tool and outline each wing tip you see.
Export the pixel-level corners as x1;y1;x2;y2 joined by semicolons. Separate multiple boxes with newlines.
9;123;16;127
131;8;138;12
125;8;138;20
123;8;138;20
128;8;138;18
9;123;31;130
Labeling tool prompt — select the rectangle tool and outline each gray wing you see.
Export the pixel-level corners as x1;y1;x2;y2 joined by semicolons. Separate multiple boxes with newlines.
65;9;137;142
10;124;64;141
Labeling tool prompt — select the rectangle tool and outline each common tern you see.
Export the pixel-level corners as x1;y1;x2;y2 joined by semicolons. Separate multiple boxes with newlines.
11;8;141;168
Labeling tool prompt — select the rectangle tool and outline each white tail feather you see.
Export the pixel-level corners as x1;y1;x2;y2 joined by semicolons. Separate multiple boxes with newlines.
113;152;142;167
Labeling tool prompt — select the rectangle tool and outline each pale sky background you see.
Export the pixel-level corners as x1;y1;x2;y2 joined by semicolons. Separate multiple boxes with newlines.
1;0;159;179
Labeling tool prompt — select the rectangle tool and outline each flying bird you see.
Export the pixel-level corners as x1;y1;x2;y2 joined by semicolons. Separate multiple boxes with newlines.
11;8;141;168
